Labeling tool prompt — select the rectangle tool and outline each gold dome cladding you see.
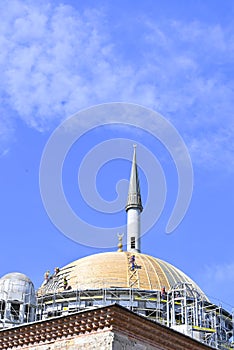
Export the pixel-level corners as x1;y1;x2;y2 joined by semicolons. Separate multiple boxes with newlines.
38;252;207;300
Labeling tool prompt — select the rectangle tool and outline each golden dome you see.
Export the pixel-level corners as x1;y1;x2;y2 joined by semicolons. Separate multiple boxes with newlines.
38;252;207;299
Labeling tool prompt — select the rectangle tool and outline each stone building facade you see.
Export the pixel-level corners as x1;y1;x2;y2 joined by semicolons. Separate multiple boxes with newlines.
0;304;213;350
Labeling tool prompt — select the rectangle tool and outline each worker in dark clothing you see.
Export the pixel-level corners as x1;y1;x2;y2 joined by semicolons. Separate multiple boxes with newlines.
130;255;136;270
63;276;68;290
161;286;166;299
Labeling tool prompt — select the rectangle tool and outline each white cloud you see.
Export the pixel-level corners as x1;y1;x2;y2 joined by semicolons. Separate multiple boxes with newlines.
0;112;15;156
0;1;233;169
205;262;234;283
140;19;234;169
195;262;234;309
1;2;121;129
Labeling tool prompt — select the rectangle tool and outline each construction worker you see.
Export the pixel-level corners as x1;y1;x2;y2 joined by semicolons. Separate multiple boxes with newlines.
54;267;60;276
130;255;136;270
44;270;50;283
161;286;166;299
63;276;68;290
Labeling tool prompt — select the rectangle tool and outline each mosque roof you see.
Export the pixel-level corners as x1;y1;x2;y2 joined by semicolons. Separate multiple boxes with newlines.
38;251;208;300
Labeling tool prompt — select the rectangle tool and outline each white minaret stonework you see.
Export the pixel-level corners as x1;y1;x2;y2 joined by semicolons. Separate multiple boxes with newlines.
126;146;143;253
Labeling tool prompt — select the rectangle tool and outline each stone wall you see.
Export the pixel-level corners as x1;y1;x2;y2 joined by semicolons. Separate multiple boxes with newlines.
18;330;114;350
113;332;161;350
4;330;168;350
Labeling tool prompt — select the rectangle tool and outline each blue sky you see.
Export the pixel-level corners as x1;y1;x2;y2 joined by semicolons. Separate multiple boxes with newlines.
0;0;234;310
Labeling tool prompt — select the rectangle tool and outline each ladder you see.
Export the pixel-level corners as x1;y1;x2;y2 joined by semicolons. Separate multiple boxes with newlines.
128;255;140;288
42;275;60;294
129;268;139;288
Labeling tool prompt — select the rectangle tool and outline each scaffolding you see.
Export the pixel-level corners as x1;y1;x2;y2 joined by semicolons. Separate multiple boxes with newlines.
36;282;234;349
0;280;36;329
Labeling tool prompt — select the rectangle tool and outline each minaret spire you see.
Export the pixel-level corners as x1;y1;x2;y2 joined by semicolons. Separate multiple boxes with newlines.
126;145;143;253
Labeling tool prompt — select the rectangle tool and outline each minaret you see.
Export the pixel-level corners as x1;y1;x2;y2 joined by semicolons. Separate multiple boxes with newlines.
125;145;143;253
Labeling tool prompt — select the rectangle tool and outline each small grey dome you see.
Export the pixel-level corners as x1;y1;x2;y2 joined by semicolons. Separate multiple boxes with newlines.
0;272;36;327
0;272;32;283
0;271;36;305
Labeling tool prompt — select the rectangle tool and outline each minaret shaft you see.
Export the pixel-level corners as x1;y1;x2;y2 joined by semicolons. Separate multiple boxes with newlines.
126;146;143;253
127;209;141;253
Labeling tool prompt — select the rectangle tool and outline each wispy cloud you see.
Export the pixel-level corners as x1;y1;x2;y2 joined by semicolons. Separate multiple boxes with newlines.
141;19;234;169
1;2;114;127
0;113;15;156
0;1;233;168
205;262;234;283
198;262;234;308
